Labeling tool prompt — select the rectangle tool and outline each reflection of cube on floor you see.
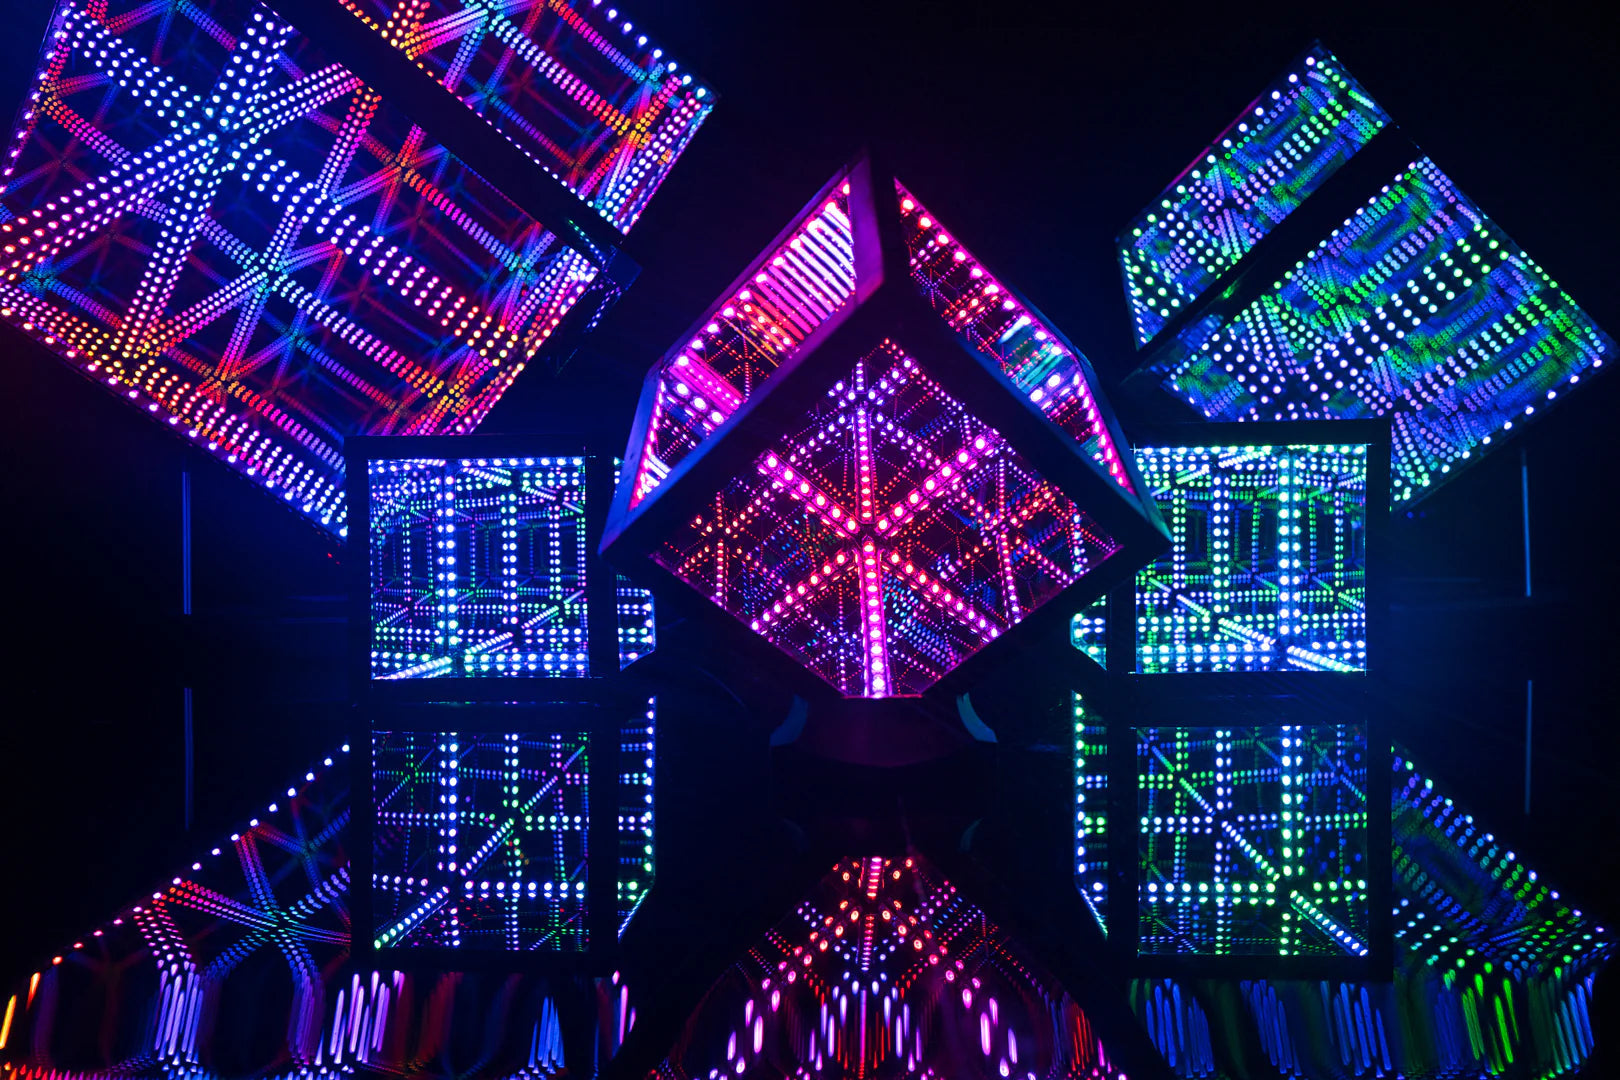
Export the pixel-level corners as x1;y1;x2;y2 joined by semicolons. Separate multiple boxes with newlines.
1138;724;1373;959
371;728;592;952
367;695;657;959
603;152;1168;700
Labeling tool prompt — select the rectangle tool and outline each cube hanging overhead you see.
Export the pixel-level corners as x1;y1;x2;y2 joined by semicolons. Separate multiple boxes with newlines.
0;0;713;535
1118;43;1614;505
602;152;1168;700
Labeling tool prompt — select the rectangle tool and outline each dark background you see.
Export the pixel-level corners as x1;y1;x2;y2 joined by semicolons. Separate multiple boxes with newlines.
2;0;1617;988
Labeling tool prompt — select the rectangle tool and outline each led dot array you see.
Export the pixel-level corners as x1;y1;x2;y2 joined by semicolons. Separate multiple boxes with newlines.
372;729;591;951
1120;46;1390;345
369;457;606;679
337;0;712;231
1132;443;1368;674
653;342;1122;698
1151;158;1614;504
0;0;605;535
1139;725;1371;958
652;855;1125;1078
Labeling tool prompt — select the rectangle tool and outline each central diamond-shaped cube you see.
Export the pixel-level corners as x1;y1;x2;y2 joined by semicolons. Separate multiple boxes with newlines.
603;153;1167;698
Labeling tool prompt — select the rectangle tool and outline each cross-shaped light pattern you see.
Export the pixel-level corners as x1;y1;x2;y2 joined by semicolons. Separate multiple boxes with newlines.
372;729;591;951
0;0;605;534
1146;157;1614;504
1131;443;1367;674
1118;45;1389;346
1139;725;1371;958
335;0;712;232
652;855;1123;1080
654;342;1121;697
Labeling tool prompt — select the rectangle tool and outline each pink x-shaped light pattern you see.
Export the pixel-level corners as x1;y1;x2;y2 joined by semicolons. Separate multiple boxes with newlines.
0;0;600;533
655;341;1122;697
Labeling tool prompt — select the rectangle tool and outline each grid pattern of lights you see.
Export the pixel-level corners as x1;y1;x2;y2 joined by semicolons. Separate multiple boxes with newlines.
1118;45;1389;346
1134;443;1367;674
1148;159;1614;503
628;179;857;507
371;729;590;951
335;0;712;233
368;455;652;679
1073;693;1108;934
0;0;605;534
368;457;592;679
1139;725;1371;958
653;342;1121;697
619;697;655;934
651;855;1123;1079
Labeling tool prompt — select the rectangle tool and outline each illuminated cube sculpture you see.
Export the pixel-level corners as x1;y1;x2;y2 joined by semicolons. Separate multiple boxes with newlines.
0;0;711;534
1120;43;1614;504
1069;421;1387;684
602;153;1168;699
347;435;655;698
347;437;657;958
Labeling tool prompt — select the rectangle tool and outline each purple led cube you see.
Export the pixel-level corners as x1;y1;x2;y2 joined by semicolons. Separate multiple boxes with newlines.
603;153;1167;699
0;0;644;534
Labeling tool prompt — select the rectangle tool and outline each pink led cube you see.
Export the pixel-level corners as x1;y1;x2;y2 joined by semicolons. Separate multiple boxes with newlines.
603;153;1167;699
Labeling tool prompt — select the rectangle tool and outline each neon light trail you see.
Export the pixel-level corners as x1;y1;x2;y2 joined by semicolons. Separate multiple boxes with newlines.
1118;45;1390;346
0;0;632;534
335;0;712;232
1139;725;1371;958
651;854;1124;1079
653;343;1123;697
